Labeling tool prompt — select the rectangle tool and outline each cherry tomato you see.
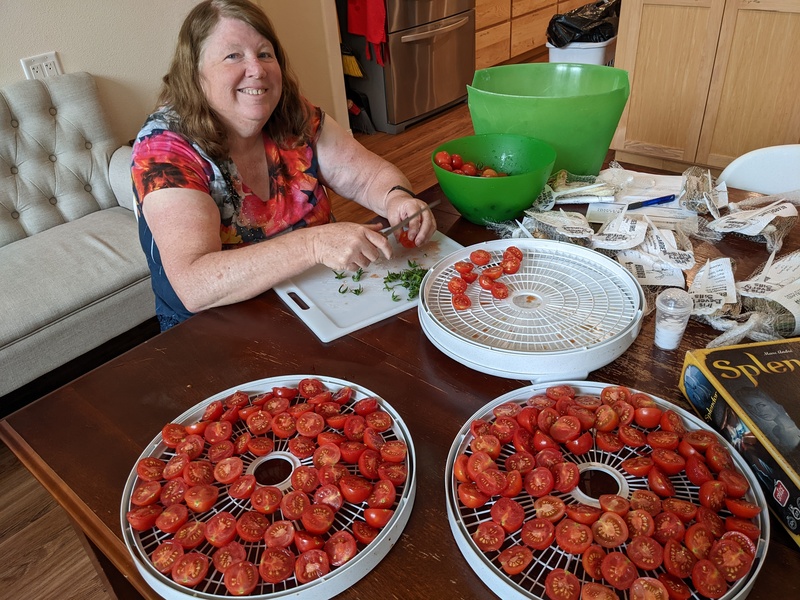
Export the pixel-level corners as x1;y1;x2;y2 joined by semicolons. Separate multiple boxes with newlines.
236;511;269;543
155;503;189;534
521;517;555;550
212;541;247;574
551;461;580;493
581;544;607;579
131;481;162;507
524;466;554;497
555;518;593;555
581;582;619;600
601;551;638;590
691;559;728;599
630;577;669;600
599;494;630;517
685;522;715;560
259;547;294;584
352;520;380;545
452;293;472;310
497;545;533;575
652;448;686;476
470;249;492;265
490;497;525;534
434;150;451;168
473;520;505;552
398;229;416;249
491;281;509;299
648;466;676;497
545;568;581;600
592;512;628;548
223;560;259;596
174;520;206;549
264;519;295;549
325;531;358;567
214;456;244;484
340;474;374;504
625;509;655;538
627;535;664;570
185;484;218;513
448;276;468;294
136;457;166;482
151;539;184;574
718;468;750;498
699;480;727;511
171;552;209;588
663;538;697;579
653;510;685;545
126;505;163;531
534;495;566;522
204;511;238;548
658;573;692;600
364;507;394;528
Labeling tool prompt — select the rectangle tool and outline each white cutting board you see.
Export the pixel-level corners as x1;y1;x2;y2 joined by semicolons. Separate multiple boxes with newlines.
274;231;463;342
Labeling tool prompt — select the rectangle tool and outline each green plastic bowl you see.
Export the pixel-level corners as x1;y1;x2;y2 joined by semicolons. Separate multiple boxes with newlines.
468;63;630;176
432;134;556;225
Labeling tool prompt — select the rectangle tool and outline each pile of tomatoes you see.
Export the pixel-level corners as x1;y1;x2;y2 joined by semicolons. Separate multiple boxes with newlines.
447;246;522;309
126;378;409;596
453;383;762;600
434;149;509;178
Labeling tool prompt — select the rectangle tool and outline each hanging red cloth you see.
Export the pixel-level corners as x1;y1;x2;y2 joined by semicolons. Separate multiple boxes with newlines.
347;0;387;66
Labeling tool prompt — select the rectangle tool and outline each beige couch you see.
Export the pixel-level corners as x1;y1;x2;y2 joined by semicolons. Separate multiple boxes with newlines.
0;72;155;400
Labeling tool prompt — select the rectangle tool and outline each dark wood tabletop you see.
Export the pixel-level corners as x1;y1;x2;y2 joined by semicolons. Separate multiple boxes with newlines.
1;184;798;600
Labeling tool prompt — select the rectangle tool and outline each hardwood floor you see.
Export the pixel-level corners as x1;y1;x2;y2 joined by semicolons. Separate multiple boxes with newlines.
0;99;476;600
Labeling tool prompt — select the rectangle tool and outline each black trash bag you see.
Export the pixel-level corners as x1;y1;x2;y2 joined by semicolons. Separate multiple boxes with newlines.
547;0;621;48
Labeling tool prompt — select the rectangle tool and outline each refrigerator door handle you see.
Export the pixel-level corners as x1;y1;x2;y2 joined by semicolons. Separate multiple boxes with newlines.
400;17;470;43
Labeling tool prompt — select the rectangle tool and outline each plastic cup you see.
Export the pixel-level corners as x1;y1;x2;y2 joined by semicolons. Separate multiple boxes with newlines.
654;288;693;351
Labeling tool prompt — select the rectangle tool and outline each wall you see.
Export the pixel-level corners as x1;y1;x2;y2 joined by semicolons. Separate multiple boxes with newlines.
0;0;348;145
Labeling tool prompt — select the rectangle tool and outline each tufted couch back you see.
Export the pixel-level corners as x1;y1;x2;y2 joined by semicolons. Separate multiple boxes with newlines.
0;72;123;249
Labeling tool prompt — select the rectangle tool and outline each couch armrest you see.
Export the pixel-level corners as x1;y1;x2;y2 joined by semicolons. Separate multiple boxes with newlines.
110;145;135;213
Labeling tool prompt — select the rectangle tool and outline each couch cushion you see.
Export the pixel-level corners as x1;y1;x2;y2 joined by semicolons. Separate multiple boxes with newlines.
0;72;121;248
0;206;151;344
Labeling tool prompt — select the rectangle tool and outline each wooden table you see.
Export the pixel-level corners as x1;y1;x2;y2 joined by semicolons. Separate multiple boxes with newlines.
2;185;799;600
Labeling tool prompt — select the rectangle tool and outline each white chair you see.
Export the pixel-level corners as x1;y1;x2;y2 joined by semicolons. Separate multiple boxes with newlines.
717;144;800;195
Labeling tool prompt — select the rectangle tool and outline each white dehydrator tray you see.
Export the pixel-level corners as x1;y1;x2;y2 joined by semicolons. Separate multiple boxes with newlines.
444;381;770;600
121;375;416;599
418;239;645;382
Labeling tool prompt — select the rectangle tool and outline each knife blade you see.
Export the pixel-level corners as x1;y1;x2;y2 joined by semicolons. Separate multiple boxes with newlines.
380;199;441;237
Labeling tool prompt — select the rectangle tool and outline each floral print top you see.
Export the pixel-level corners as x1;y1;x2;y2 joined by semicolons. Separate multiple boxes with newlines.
131;103;332;330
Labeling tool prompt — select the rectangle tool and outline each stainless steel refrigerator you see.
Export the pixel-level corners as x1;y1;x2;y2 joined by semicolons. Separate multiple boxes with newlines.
339;0;476;134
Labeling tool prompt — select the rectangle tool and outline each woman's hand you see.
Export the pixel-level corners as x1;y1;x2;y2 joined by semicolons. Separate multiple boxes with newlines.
385;192;438;248
308;222;394;272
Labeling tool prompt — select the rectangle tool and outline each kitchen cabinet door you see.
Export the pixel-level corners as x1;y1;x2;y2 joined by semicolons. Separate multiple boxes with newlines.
696;0;800;168
611;0;726;168
511;0;558;57
476;0;511;68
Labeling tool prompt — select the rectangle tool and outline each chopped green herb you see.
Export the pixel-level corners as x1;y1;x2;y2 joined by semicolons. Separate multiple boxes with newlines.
351;284;364;296
338;283;349;294
383;260;428;300
333;270;347;280
352;268;364;282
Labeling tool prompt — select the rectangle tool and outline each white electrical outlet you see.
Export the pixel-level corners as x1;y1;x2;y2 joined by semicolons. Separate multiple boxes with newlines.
20;51;63;80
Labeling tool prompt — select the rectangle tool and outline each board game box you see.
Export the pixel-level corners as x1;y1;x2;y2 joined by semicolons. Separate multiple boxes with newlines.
679;337;800;548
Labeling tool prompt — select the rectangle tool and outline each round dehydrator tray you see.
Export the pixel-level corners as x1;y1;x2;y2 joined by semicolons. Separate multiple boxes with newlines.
445;381;769;600
121;375;416;599
418;239;646;382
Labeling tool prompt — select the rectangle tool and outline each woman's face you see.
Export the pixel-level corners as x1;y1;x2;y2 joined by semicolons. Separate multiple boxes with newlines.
198;16;283;139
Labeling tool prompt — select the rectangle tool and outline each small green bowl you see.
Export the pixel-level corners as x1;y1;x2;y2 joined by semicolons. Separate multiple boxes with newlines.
432;134;556;225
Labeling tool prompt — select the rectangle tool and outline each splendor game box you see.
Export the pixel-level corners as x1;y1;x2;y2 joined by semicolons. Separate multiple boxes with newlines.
679;337;800;548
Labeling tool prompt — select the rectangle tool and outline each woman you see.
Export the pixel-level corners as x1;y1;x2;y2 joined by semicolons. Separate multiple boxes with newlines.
132;0;436;331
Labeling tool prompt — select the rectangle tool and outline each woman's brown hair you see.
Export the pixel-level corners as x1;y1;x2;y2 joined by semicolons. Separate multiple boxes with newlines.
158;0;311;160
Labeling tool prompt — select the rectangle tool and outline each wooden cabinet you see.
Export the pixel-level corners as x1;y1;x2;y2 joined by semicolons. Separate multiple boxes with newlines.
476;0;582;69
612;0;800;173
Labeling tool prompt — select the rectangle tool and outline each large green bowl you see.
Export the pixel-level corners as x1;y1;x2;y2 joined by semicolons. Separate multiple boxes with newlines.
432;134;556;225
468;63;630;176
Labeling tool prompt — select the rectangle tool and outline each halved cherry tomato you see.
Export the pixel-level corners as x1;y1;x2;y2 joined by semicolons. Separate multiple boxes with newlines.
214;456;244;484
599;494;630;517
281;490;311;521
691;559;728;599
648;466;676;497
236;511;269;543
452;293;471;310
294;530;325;552
718;468;750;499
205;511;238;548
472;520;505;552
185;484;218;513
352;520;380;545
627;535;664;571
315;483;344;512
664;538;697;579
521;517;555;550
259;547;294;584
630;490;662;516
658;573;692;600
161;478;188;507
250;485;282;514
630;577;669;600
126;504;163;531
497;545;533;575
534;495;566;523
699;480;727;511
566;503;602;526
596;431;624;453
524;466;554;498
592;512;628;548
136;457;166;482
634;406;663;428
213;541;247;574
647;430;680;450
621;456;654;477
581;582;619;600
625;509;655;538
155;503;189;534
264;519;295;549
491;281;509;299
151;539;184;574
551;462;580;493
490;497;525;533
545;568;580;600
223;560;259;596
174;520;206;549
653;510;685;545
662;498;697;523
364;507;394;528
340;474;374;504
685;522;714;560
601;551;638;590
325;531;358;567
171;552;209;588
652;448;686;476
555;518;593;555
131;481;161;507
582;544;607;579
470;249;492;265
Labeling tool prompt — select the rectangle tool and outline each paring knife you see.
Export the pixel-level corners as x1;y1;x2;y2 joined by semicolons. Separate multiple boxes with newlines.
380;199;441;237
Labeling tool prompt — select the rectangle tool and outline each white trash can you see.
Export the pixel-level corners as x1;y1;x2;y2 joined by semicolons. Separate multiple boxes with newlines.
546;36;617;66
